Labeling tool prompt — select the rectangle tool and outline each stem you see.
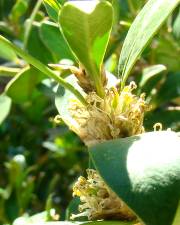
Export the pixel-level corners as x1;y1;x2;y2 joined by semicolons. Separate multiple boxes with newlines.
95;78;105;98
23;0;42;49
0;35;87;105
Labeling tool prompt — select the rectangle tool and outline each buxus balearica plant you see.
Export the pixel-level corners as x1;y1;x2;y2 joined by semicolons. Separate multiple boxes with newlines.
0;0;180;225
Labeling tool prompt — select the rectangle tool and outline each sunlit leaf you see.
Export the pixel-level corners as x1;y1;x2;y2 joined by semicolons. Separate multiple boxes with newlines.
59;0;113;96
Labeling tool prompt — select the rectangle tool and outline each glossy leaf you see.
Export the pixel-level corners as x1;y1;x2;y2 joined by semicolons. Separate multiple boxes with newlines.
118;0;180;88
39;21;74;61
5;66;45;103
59;0;113;96
90;131;180;225
0;94;11;125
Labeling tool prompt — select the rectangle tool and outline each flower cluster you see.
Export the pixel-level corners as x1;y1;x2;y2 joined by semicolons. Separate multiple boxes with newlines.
71;169;136;221
69;82;149;146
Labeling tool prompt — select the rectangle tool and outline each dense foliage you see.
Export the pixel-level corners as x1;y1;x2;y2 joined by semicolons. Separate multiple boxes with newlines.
0;0;179;224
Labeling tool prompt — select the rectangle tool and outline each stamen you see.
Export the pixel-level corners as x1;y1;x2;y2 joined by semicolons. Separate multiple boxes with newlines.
54;115;62;124
153;123;163;131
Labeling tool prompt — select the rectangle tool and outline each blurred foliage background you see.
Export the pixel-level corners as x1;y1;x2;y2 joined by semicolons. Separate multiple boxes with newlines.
0;0;179;224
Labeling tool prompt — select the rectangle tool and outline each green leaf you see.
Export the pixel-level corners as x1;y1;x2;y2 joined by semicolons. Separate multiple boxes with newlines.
90;131;180;225
59;0;113;97
43;0;62;22
118;0;180;89
5;66;45;103
39;21;74;61
0;94;11;125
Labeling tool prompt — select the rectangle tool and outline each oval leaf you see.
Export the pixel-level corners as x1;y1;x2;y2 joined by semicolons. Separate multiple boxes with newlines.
90;131;180;225
118;0;180;88
59;0;113;96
